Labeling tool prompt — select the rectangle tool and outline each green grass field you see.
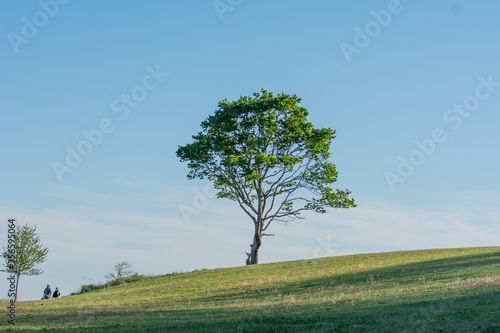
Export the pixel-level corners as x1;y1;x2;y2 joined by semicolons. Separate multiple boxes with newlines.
2;247;499;332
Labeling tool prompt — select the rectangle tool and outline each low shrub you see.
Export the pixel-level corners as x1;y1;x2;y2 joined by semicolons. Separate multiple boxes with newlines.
72;273;145;295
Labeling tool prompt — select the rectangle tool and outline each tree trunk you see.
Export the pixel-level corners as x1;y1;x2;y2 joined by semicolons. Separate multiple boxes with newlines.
246;222;263;265
15;274;20;302
246;182;265;265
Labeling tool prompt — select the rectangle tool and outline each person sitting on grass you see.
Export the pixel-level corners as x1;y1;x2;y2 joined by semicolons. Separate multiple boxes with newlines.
42;284;51;299
52;287;60;298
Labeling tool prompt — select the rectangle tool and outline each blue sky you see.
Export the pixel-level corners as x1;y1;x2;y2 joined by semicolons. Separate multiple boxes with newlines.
1;0;499;301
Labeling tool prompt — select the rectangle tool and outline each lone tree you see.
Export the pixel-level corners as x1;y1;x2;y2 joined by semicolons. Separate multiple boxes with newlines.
105;261;133;281
177;90;356;265
2;223;49;301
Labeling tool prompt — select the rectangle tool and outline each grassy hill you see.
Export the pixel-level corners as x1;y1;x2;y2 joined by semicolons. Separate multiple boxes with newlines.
2;247;499;332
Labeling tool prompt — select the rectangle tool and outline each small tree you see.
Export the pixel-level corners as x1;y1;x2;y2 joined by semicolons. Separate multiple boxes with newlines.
2;224;49;301
177;90;356;265
105;261;133;281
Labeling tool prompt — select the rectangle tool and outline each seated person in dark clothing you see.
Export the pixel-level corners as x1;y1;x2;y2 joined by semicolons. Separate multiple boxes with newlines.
52;287;60;298
42;284;51;299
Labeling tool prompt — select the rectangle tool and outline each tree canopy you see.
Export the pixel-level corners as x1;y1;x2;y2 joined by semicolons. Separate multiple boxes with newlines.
2;223;49;301
177;90;356;264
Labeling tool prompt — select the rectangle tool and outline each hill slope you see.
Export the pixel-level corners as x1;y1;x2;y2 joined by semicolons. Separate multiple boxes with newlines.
3;247;500;332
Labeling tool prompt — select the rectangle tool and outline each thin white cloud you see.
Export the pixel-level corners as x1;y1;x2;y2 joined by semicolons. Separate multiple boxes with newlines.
1;189;498;300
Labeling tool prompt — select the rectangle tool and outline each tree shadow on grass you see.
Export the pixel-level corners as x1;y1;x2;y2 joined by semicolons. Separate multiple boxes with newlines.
5;248;499;332
193;247;500;303
3;291;499;332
